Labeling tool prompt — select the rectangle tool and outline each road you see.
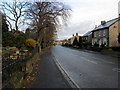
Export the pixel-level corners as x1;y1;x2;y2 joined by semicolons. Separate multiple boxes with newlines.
50;45;119;88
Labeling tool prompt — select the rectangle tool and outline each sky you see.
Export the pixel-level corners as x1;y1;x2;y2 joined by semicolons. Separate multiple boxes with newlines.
57;0;120;40
1;0;120;40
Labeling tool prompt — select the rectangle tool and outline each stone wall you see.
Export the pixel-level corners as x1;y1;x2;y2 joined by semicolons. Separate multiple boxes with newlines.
109;20;120;47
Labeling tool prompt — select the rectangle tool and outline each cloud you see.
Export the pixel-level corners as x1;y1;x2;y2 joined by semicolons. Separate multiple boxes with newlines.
57;20;95;40
57;0;120;40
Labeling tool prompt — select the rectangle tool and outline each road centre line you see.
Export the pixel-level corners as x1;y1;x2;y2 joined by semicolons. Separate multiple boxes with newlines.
79;56;98;64
112;68;120;72
63;48;115;65
63;50;98;64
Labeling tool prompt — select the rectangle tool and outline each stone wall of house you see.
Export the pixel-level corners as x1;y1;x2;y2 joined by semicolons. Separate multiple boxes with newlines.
109;20;120;47
118;19;120;46
69;34;79;45
92;29;109;47
88;34;92;43
70;37;75;44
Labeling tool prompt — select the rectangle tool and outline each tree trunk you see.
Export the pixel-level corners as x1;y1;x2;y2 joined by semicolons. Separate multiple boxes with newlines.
37;38;41;53
15;19;18;32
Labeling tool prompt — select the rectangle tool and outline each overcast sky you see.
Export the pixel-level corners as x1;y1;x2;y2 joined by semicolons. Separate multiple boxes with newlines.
57;0;120;40
1;0;120;40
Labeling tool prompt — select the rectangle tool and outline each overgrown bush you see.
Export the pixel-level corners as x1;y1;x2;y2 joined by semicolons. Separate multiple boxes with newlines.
2;31;28;48
25;39;36;49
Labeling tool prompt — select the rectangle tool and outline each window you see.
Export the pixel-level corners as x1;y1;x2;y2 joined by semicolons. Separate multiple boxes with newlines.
94;32;96;37
103;30;106;36
99;31;101;37
113;26;117;28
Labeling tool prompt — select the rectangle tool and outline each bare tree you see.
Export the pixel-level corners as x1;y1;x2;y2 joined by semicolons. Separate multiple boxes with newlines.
26;1;71;51
0;1;28;32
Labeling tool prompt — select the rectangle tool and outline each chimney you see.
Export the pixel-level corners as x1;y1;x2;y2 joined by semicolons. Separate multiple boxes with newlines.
76;33;78;36
101;21;106;25
95;25;97;29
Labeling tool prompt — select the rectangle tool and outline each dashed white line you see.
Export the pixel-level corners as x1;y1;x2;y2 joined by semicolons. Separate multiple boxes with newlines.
112;68;120;72
70;54;98;64
63;50;115;65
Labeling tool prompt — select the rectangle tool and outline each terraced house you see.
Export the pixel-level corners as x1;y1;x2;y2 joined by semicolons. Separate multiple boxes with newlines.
82;31;92;48
92;17;120;47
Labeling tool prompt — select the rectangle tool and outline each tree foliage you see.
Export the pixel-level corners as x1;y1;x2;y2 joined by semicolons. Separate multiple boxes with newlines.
2;14;9;33
25;38;36;49
1;1;71;50
2;32;15;47
2;31;27;48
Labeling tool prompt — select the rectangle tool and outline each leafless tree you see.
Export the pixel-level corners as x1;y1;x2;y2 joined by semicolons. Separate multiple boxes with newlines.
26;1;71;50
0;1;28;32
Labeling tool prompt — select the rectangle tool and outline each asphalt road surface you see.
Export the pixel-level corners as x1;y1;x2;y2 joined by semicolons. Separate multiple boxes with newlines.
51;45;119;88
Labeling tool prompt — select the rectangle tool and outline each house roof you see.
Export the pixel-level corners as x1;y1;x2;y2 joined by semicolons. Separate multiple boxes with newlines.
83;31;92;37
93;17;120;31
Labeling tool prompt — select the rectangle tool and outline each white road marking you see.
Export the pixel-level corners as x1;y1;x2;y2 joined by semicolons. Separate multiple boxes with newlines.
88;56;115;65
69;53;98;64
112;68;120;72
54;56;80;88
63;49;115;65
80;56;98;64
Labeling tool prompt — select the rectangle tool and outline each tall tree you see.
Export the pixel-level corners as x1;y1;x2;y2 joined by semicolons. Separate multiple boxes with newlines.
1;1;28;32
1;13;9;33
26;1;71;51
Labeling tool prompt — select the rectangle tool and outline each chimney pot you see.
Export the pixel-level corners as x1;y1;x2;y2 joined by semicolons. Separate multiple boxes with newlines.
101;21;106;25
76;33;78;36
95;25;97;29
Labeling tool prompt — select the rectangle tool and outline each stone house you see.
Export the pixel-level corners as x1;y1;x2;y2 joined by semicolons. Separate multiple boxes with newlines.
62;39;68;45
68;33;81;45
82;31;92;47
54;41;62;45
92;17;120;47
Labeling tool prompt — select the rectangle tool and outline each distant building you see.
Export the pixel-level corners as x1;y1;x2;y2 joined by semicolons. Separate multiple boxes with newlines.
92;17;120;47
54;41;62;45
68;33;81;45
62;39;68;45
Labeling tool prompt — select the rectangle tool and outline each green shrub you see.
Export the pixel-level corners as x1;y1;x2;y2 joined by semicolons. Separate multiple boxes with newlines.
20;46;27;50
25;39;36;49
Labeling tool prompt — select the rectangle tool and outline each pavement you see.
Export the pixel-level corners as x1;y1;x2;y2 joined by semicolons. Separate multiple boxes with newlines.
29;48;71;88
